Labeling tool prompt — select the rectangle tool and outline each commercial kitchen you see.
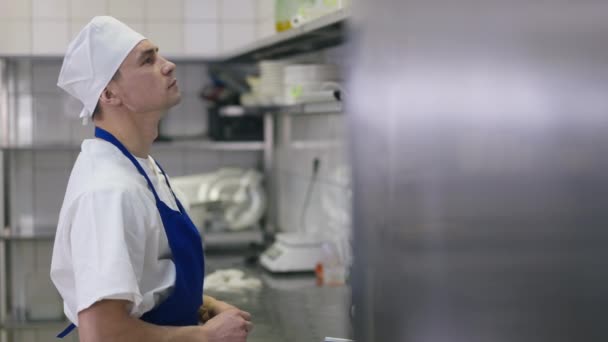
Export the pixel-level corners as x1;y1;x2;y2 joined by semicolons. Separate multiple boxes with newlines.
1;1;607;341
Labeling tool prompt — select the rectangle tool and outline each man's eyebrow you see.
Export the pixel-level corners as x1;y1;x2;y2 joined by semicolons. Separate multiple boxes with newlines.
137;47;159;63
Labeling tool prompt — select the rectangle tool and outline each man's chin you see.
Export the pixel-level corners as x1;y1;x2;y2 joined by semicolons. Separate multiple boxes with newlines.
170;93;182;107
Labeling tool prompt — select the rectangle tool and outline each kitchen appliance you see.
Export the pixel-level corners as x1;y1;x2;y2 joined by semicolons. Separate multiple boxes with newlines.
260;232;326;272
283;64;341;104
207;106;264;141
171;168;266;234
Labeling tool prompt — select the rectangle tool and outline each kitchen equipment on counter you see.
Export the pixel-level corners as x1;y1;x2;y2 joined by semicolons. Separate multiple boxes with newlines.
260;232;327;272
171;168;267;234
171;174;212;230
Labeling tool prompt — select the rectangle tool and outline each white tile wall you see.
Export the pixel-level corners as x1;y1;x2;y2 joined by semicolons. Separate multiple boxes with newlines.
70;18;90;40
2;0;275;57
221;22;256;52
146;0;183;20
184;21;220;56
256;18;276;39
147;22;184;56
32;0;69;19
70;0;108;19
0;0;32;18
108;0;146;21
184;0;219;20
32;20;70;55
257;0;274;20
221;0;257;20
0;19;32;55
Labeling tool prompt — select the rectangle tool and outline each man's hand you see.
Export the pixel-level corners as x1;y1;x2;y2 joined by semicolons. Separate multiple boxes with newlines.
199;295;240;323
200;309;253;342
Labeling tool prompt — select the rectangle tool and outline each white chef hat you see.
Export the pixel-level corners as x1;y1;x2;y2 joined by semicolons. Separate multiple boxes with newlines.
57;16;145;125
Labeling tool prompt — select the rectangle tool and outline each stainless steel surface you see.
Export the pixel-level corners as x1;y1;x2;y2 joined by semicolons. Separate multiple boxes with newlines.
206;254;352;342
349;1;608;341
0;153;5;327
263;113;277;234
0;141;265;151
0;234;6;325
0;60;8;146
216;9;349;63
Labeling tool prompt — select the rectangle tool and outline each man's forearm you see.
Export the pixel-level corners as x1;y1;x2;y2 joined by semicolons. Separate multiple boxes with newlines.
78;300;209;342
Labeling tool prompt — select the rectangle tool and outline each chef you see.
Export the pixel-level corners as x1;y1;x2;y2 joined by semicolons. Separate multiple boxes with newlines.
50;16;252;342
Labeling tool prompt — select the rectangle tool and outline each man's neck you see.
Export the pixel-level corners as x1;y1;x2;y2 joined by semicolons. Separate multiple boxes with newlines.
94;111;161;158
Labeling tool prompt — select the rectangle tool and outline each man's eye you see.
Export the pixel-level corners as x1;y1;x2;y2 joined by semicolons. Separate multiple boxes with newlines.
144;57;154;64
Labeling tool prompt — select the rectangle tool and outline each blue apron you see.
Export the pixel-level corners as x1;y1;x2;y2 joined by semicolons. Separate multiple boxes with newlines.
57;127;205;338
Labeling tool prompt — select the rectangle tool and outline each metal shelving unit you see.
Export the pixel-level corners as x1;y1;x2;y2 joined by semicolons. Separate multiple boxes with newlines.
220;100;343;117
0;140;265;152
212;8;349;63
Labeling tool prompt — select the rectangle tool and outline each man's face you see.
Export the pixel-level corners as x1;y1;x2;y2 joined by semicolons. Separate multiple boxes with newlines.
111;39;181;113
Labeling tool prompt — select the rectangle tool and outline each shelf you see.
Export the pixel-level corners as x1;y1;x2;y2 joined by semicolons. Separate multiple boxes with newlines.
0;54;210;63
0;141;265;152
213;8;350;63
0;230;55;241
0;144;80;151
220;101;343;116
153;140;265;151
0;318;69;331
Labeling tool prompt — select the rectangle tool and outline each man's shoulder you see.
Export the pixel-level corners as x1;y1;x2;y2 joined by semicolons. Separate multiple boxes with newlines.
63;139;153;204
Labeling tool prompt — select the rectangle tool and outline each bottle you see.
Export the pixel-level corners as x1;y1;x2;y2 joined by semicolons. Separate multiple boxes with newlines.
275;0;291;32
319;241;346;286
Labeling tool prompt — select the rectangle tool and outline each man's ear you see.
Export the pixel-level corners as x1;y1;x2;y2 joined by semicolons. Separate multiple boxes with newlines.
99;87;122;106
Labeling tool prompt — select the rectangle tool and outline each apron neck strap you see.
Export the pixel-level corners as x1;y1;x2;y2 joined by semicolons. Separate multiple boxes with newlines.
94;126;161;203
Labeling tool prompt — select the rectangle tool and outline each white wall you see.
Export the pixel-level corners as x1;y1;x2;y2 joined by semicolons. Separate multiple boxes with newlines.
0;0;275;57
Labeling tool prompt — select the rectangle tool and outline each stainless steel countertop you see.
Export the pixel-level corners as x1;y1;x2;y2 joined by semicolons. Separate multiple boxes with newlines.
205;253;353;342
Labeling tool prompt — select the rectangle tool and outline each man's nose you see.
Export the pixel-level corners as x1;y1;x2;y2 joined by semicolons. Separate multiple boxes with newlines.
161;59;176;75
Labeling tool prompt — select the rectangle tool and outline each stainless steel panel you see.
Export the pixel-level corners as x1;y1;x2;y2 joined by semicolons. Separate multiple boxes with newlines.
349;1;608;341
0;60;8;146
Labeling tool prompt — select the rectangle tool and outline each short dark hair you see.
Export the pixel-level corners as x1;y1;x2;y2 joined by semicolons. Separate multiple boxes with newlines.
92;70;121;119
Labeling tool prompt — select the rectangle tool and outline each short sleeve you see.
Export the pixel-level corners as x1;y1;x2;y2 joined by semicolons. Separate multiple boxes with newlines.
70;185;149;315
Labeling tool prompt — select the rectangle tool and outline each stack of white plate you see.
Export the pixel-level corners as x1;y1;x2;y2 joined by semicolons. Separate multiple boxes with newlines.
259;60;289;104
283;64;341;104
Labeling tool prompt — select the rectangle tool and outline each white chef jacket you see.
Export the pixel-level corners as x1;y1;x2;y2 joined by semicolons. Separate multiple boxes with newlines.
50;138;182;326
